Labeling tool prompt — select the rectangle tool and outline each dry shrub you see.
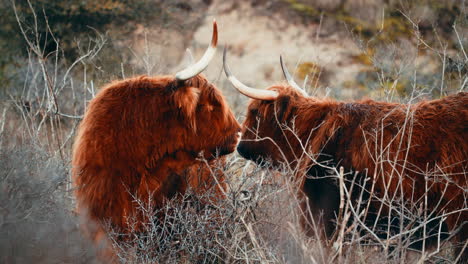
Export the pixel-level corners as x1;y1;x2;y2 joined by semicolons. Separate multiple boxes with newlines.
104;153;466;263
0;144;99;263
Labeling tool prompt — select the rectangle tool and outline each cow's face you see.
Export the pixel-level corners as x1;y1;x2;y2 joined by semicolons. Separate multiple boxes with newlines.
223;51;310;166
168;19;240;160
237;85;304;165
181;75;241;159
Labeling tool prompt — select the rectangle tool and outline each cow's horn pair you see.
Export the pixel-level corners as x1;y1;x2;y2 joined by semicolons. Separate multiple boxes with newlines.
175;20;218;81
223;49;308;100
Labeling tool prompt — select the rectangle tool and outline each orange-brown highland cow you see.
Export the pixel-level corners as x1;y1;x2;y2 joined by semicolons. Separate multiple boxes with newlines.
72;21;240;260
224;49;467;261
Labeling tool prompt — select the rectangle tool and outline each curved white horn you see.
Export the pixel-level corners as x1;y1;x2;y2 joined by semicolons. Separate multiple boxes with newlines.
175;19;218;80
280;55;308;96
223;48;279;100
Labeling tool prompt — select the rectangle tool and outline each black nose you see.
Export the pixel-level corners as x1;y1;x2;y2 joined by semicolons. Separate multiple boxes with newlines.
236;142;251;160
237;142;271;166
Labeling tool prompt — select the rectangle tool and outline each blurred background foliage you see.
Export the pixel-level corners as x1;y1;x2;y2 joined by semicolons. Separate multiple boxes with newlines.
0;0;210;98
1;0;130;97
251;0;466;98
280;0;463;42
0;0;465;100
0;0;179;60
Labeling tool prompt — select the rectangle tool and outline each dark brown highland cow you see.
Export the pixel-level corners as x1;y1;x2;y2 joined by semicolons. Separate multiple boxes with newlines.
224;49;467;260
72;21;240;259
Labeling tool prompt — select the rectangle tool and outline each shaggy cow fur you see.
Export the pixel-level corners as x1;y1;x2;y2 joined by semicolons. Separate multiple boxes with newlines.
237;85;467;260
72;75;240;259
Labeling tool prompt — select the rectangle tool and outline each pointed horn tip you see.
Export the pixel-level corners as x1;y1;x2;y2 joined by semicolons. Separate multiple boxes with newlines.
174;21;217;81
222;47;231;77
211;19;218;47
280;55;290;80
279;56;307;96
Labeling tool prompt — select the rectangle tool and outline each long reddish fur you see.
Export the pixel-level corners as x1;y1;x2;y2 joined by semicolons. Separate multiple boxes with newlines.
72;75;240;258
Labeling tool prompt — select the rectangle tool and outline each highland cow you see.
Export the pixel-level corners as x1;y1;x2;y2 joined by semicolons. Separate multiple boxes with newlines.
223;49;467;260
72;21;240;258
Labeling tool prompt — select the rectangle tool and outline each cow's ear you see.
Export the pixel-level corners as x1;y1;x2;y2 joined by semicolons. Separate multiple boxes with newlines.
173;87;200;130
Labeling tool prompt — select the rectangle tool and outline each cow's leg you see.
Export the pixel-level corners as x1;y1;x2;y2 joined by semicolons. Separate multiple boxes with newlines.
301;174;340;238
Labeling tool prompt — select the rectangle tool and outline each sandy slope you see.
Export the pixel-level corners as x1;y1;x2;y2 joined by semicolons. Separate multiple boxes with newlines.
189;2;365;98
127;2;367;108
